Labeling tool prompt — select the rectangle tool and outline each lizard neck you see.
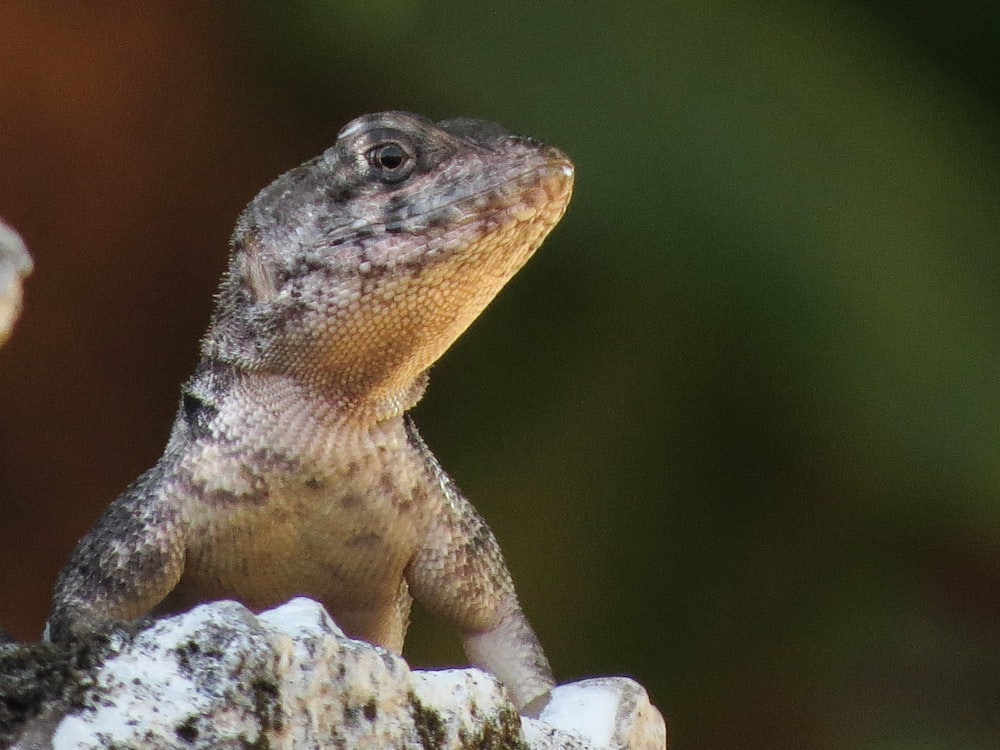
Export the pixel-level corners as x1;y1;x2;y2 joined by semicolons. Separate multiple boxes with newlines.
185;360;424;466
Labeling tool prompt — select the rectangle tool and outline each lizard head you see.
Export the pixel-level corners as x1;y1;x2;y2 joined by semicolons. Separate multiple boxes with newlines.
208;111;574;421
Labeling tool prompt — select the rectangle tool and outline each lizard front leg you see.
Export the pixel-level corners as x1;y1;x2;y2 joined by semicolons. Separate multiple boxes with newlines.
404;448;553;712
46;461;187;641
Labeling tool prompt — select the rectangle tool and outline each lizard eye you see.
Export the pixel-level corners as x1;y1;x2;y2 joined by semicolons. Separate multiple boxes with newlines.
367;143;413;182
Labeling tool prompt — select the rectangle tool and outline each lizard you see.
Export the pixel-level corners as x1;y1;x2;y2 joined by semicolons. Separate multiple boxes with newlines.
44;111;574;712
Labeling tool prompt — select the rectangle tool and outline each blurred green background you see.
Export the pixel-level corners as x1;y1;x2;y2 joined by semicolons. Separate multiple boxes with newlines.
1;2;998;747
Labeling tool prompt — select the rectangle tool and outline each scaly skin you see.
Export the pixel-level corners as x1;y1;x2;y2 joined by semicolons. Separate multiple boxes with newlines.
46;111;574;711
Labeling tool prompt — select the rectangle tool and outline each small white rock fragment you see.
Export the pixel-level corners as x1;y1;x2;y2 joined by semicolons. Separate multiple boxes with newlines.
530;678;667;750
0;219;32;346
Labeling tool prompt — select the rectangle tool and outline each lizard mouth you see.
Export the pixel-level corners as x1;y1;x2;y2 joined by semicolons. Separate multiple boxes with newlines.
421;159;575;232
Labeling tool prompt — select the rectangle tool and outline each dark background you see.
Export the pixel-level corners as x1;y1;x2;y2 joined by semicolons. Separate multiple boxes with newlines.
2;3;998;748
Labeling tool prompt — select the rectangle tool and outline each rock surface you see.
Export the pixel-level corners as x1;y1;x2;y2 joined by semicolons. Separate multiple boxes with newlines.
0;598;665;750
0;219;32;347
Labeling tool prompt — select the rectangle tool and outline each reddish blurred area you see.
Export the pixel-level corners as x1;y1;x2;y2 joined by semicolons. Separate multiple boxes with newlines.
0;3;345;639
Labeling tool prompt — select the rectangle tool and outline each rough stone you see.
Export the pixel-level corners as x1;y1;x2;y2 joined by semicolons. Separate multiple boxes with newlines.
1;599;665;749
0;219;32;347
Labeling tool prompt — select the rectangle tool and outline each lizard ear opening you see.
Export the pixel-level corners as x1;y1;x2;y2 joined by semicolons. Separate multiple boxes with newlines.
238;232;279;304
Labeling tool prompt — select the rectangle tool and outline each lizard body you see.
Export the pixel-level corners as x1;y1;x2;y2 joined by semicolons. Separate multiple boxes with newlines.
46;111;574;711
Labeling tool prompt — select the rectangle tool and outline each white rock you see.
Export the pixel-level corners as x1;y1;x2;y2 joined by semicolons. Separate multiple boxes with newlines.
8;598;665;749
528;678;667;750
0;219;32;347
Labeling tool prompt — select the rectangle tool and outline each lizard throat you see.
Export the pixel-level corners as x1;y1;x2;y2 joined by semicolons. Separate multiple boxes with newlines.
286;160;574;419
